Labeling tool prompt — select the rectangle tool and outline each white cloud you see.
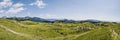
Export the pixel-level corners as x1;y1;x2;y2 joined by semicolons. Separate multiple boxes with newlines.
12;3;24;8
46;14;55;17
38;14;59;19
0;0;12;9
5;3;25;14
6;7;25;14
30;0;46;8
0;0;25;14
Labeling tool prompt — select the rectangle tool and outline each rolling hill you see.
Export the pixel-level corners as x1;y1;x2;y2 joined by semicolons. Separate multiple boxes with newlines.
0;18;120;40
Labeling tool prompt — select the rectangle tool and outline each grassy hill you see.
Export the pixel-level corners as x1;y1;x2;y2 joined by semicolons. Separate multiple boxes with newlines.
0;18;120;40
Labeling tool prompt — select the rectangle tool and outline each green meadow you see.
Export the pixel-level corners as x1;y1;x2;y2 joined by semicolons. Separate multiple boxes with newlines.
0;18;120;40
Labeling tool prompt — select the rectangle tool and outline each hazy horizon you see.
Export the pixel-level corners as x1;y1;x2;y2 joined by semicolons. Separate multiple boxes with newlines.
0;0;120;22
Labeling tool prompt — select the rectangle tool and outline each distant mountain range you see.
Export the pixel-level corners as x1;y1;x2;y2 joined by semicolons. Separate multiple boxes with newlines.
80;19;101;23
1;16;115;23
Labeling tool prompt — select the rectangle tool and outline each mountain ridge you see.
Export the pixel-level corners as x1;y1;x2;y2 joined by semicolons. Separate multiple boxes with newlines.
1;16;117;23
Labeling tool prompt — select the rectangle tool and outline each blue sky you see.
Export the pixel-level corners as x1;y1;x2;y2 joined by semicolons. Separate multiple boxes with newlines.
0;0;120;22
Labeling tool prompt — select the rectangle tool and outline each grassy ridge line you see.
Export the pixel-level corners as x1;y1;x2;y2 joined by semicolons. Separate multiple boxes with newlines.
0;25;43;40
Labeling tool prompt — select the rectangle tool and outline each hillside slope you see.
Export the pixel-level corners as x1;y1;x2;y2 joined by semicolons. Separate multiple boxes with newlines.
0;18;120;40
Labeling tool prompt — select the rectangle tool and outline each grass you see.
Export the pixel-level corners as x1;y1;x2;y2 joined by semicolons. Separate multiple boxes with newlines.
0;18;120;40
74;27;112;40
0;27;31;40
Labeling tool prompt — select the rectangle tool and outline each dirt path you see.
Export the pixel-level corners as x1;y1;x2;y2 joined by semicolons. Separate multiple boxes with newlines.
73;31;91;39
0;25;43;40
47;31;91;40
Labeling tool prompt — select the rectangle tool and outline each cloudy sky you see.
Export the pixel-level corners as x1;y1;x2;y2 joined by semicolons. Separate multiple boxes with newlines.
0;0;120;22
